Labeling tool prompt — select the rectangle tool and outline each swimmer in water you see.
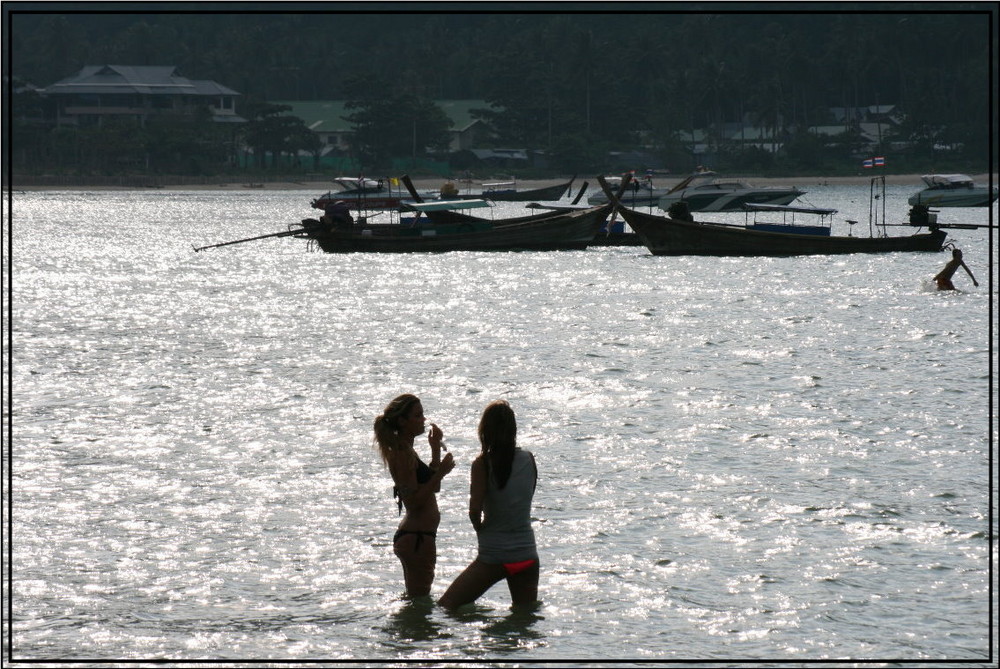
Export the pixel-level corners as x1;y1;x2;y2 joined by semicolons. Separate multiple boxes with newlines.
934;248;978;291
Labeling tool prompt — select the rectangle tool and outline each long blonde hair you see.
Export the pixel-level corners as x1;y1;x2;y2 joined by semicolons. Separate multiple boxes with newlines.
478;400;517;489
373;394;421;466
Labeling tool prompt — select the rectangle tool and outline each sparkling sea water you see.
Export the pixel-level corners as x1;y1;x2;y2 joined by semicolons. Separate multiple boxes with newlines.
3;184;997;665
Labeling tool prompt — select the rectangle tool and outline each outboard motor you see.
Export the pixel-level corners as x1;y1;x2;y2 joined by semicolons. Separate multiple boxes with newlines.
908;204;937;227
325;200;354;229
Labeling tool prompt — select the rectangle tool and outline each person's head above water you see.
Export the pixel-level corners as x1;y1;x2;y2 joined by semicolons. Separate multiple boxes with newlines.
373;394;425;462
478;399;518;488
478;399;516;453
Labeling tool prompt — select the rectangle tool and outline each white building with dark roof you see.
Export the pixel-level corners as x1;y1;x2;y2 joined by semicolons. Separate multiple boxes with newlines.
42;65;244;128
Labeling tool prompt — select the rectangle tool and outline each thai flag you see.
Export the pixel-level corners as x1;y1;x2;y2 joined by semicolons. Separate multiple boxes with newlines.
862;159;874;168
874;156;885;167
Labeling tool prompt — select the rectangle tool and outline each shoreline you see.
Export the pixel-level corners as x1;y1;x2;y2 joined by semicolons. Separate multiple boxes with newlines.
6;173;997;192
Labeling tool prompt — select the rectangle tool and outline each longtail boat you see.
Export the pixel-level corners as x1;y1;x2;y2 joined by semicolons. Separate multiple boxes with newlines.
292;198;613;253
599;176;947;256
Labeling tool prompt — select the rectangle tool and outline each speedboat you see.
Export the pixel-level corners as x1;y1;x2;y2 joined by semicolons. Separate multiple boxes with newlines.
587;175;673;207
311;177;416;211
907;174;998;207
446;176;577;202
657;171;805;212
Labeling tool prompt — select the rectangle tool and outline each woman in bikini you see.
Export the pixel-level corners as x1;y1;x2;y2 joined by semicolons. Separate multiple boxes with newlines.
439;400;539;610
374;394;455;598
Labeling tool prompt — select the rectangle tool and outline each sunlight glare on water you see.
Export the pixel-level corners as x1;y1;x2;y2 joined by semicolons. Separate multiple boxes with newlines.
4;186;995;664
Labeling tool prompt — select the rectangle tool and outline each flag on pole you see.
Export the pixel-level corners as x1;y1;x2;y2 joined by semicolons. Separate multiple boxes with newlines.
862;158;874;168
873;156;885;167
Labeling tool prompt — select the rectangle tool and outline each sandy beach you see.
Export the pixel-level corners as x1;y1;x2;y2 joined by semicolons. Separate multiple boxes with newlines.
7;173;997;192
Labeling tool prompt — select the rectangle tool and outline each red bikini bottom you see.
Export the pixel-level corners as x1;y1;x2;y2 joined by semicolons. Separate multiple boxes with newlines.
503;559;537;576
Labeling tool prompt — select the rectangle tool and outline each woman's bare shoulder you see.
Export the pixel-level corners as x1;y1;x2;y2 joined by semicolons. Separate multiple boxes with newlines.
385;448;413;472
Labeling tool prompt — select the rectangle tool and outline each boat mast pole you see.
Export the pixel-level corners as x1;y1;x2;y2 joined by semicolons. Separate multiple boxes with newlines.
868;177;874;238
878;175;886;237
868;175;887;238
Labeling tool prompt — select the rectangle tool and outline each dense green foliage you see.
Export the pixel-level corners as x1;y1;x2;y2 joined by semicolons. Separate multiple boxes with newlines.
5;6;997;176
343;88;454;169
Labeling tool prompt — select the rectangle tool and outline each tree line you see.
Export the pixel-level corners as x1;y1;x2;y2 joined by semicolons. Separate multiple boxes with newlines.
5;7;997;176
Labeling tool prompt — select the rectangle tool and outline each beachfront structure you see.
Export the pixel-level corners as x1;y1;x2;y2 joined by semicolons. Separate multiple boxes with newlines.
42;65;244;128
273;99;497;155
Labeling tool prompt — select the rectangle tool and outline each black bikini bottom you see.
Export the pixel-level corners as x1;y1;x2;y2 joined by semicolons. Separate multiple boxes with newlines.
393;529;436;552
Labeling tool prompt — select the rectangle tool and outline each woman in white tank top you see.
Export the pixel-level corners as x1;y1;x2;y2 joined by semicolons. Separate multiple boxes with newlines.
439;400;539;610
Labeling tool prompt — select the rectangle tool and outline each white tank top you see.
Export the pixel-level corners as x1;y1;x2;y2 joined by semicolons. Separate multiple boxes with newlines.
476;448;538;563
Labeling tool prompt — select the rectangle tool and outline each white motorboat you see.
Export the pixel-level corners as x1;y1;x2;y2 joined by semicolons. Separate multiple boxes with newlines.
310;177;411;211
907;174;998;208
587;175;673;207
657;171;805;212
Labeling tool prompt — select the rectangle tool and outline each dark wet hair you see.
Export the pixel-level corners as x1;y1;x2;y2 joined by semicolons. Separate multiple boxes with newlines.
478;400;517;489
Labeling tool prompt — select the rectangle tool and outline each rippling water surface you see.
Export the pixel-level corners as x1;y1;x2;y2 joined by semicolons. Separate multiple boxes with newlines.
4;185;997;664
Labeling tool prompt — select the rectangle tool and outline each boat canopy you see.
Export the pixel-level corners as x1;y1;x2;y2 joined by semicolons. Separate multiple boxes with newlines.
744;203;838;216
744;201;836;235
401;199;492;212
920;174;974;188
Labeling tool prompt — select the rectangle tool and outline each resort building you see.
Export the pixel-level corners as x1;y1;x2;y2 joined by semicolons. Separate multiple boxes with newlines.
41;64;244;128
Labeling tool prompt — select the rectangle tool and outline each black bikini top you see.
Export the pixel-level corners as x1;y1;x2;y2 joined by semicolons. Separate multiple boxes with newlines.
415;458;434;484
393;457;433;515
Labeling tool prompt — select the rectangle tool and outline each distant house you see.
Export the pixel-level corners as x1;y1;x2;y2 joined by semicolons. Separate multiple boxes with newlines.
469;148;528;163
667;104;902;160
271;101;352;156
821;105;901;150
275;99;498;154
809;123;886;144
674;128;710;159
722;125;785;154
435;100;496;151
42;65;244;128
830;105;901;126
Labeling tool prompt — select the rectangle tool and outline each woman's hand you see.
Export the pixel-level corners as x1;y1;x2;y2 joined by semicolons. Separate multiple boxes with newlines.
428;423;446;453
439;451;455;477
430;451;455;493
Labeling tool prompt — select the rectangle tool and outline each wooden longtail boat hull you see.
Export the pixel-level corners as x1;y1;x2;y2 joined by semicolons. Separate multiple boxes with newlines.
523;200;645;246
619;207;947;256
299;204;612;253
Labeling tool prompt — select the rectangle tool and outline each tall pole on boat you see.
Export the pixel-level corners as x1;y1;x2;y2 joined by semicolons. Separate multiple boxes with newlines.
868;175;887;238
